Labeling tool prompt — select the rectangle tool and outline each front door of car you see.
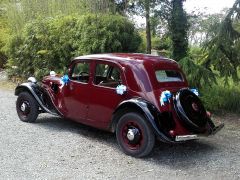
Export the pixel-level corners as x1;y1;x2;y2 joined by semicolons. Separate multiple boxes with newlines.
63;61;91;122
87;61;126;129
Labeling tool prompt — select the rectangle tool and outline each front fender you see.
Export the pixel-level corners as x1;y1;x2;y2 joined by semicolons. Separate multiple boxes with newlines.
15;82;61;116
112;98;175;143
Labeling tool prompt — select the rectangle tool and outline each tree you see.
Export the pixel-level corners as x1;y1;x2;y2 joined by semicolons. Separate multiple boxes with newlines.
145;0;152;54
112;0;129;14
3;0;119;34
128;0;169;54
128;0;152;53
204;0;240;81
169;0;188;61
188;10;226;46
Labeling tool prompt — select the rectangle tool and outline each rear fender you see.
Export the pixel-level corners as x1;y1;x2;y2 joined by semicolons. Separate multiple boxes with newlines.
111;98;175;143
15;83;61;116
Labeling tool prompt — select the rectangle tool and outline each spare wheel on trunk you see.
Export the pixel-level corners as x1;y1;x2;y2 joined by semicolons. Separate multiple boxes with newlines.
174;88;208;133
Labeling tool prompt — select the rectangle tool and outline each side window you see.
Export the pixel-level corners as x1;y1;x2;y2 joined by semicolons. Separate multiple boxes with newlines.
94;63;122;88
111;67;121;82
70;62;90;83
95;64;109;78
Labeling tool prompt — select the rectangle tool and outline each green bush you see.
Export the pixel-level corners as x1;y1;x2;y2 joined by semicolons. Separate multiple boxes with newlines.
201;81;240;113
138;31;146;53
7;14;141;79
178;50;240;114
0;13;10;68
152;35;171;52
179;57;216;88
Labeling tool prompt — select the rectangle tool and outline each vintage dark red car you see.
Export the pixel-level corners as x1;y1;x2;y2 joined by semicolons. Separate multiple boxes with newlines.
15;53;223;157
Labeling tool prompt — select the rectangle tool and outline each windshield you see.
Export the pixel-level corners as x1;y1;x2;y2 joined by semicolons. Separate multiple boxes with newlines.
155;70;183;82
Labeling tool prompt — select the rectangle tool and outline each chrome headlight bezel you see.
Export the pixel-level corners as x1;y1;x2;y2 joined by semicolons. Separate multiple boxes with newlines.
27;77;37;84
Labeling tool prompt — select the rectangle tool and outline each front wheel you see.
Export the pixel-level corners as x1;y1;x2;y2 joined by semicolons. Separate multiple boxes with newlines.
116;112;155;157
16;92;39;123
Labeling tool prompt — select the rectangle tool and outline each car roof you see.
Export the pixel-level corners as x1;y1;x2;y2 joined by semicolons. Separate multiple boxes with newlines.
73;53;177;65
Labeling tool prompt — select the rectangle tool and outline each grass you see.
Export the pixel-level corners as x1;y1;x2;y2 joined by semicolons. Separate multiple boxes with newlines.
201;79;240;114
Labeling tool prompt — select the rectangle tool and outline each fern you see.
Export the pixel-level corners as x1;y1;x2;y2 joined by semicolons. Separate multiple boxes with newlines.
179;57;216;88
203;0;240;82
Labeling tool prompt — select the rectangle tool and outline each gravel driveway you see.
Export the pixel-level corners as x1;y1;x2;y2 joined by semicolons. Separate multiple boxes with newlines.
0;88;240;180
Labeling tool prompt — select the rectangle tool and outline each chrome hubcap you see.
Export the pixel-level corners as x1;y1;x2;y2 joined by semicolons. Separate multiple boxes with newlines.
127;129;135;141
126;128;140;143
21;103;27;112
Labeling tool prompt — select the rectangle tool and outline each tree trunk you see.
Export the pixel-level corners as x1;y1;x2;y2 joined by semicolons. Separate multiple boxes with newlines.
170;0;188;61
145;1;151;54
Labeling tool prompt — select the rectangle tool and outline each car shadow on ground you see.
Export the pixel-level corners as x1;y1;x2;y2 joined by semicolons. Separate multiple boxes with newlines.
147;140;216;169
36;115;116;144
35;115;217;169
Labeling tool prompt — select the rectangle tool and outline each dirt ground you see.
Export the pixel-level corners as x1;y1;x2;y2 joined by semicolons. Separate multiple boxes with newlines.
0;87;239;180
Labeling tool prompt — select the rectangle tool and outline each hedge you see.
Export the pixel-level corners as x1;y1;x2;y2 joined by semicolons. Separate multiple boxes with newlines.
7;14;141;79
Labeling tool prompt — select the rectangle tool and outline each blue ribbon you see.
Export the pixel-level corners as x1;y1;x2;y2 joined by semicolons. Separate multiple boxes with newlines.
160;90;172;106
61;75;69;85
116;84;127;95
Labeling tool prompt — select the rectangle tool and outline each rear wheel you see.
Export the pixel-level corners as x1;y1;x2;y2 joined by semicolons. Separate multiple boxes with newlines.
16;92;39;122
116;112;155;157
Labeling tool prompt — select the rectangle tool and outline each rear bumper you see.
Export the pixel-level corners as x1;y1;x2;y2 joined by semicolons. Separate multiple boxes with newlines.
175;135;198;141
208;123;224;135
174;123;224;142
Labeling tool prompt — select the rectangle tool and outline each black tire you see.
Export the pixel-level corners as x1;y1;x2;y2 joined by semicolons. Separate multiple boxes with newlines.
174;89;208;133
16;92;39;123
116;112;155;157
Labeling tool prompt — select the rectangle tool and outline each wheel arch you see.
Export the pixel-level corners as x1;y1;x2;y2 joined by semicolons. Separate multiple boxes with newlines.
15;83;60;116
110;98;175;143
110;101;145;132
15;84;32;96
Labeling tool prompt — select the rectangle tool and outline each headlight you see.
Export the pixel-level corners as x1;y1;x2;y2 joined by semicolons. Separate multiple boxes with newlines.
27;77;37;84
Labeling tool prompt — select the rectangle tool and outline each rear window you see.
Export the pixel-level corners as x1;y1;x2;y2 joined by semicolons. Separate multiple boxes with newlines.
155;70;183;82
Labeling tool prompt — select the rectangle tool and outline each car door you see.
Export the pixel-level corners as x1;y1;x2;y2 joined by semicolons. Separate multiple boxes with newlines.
87;61;127;129
63;60;91;122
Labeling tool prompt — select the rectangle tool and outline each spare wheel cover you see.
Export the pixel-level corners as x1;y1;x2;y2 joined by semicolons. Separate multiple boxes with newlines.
174;88;208;132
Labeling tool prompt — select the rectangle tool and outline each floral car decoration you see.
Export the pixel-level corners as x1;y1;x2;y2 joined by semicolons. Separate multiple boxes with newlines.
15;53;224;157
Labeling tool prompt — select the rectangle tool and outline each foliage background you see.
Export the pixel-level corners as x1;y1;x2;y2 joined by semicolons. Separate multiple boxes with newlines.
0;0;240;113
6;14;141;79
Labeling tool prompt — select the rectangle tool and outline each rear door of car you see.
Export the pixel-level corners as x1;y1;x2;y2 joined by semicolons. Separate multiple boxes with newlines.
86;60;127;129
